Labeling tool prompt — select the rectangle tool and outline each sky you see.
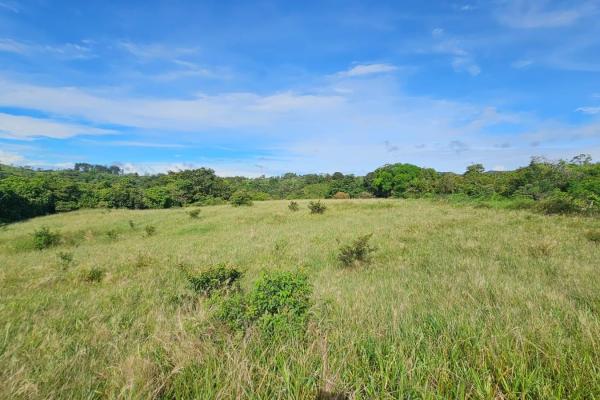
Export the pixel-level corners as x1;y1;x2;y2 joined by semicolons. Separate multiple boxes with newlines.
0;0;599;176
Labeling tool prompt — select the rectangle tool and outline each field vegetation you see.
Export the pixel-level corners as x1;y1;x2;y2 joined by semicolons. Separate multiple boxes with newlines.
1;199;599;398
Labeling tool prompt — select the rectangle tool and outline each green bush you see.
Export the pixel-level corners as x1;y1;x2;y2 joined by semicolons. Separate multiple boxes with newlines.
537;191;583;214
32;226;61;250
84;267;105;283
105;229;119;240
308;200;327;214
338;234;376;267
187;264;243;297
215;270;312;335
585;230;600;243
57;251;74;269
288;201;299;212
230;190;253;207
144;225;156;237
128;220;136;229
187;208;201;219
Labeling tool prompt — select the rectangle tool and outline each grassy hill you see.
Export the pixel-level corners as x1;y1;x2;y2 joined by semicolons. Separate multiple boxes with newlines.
1;199;599;398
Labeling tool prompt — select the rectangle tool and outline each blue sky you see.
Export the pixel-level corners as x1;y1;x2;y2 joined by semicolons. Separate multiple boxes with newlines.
1;0;599;176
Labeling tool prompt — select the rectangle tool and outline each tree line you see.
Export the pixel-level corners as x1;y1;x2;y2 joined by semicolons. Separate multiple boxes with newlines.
1;155;599;223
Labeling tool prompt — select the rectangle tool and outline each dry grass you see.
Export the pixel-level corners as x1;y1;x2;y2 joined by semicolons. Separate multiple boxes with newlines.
0;199;599;399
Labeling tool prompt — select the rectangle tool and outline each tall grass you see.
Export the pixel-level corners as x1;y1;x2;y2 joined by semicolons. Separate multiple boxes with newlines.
0;200;598;398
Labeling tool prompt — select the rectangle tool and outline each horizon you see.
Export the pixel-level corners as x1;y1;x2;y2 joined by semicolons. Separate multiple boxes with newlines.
1;0;600;177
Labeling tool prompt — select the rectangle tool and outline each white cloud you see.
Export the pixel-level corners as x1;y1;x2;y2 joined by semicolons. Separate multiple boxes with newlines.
431;29;481;76
0;149;24;164
0;38;95;59
0;113;115;139
512;59;534;69
336;63;398;77
118;41;199;60
0;1;18;13
0;38;28;54
576;106;600;115
498;1;596;29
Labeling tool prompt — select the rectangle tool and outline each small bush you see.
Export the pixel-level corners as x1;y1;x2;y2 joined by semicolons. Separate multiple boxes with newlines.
187;264;243;297
133;253;154;268
144;225;156;237
338;234;376;267
358;191;375;199
230;190;253;207
288;201;300;212
308;200;327;214
106;229;119;240
84;267;105;283
215;270;312;335
32;226;61;250
536;191;582;215
332;191;350;200
187;209;201;219
128;220;136;229
585;230;600;243
57;251;74;269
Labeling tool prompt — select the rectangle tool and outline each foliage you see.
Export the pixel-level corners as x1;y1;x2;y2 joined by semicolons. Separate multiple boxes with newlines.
105;229;119;240
337;234;376;267
32;226;61;250
308;200;327;214
585;230;600;243
288;200;299;211
83;267;105;283
187;264;243;296
144;225;156;237
332;191;350;199
230;190;253;207
187;209;201;219
214;271;312;335
57;251;74;269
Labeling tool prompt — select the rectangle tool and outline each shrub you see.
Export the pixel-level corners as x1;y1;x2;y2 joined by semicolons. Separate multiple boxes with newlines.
288;201;300;212
187;209;201;219
308;200;327;214
230;190;253;207
32;226;61;250
215;270;312;335
106;229;119;240
536;191;582;214
133;253;154;268
332;191;350;200
187;264;243;297
585;230;600;243
358;191;375;199
338;234;376;267
57;251;74;269
144;225;156;237
128;220;136;229
84;267;105;283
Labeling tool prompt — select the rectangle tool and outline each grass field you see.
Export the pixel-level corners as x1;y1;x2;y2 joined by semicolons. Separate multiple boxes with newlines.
1;199;599;399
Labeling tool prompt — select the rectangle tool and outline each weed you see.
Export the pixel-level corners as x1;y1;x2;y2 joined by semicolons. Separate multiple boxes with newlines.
338;234;376;267
187;264;243;297
288;201;300;212
57;251;74;269
133;253;155;268
128;220;136;229
308;201;327;214
585;230;600;243
187;209;201;219
106;229;119;240
144;225;156;237
83;267;105;283
32;226;61;250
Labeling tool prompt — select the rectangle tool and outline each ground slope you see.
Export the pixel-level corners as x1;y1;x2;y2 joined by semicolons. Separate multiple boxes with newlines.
0;199;599;399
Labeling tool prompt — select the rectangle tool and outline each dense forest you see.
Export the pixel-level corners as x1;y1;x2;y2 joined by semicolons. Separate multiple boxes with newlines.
1;155;599;223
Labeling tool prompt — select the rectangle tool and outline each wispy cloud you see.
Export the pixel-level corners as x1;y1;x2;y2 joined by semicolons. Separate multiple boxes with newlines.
0;38;95;59
0;149;23;164
0;1;18;13
497;0;597;29
0;113;115;139
576;106;600;115
511;59;534;69
431;28;480;76
336;63;398;78
118;41;199;61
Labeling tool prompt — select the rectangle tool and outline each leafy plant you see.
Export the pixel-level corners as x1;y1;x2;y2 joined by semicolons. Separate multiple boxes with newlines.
187;264;243;297
144;225;156;237
32;226;61;250
338;234;376;267
187;208;201;219
106;229;119;240
215;270;312;335
128;220;136;229
230;190;253;207
57;251;74;269
288;201;300;212
585;230;600;243
308;200;327;214
84;267;105;283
